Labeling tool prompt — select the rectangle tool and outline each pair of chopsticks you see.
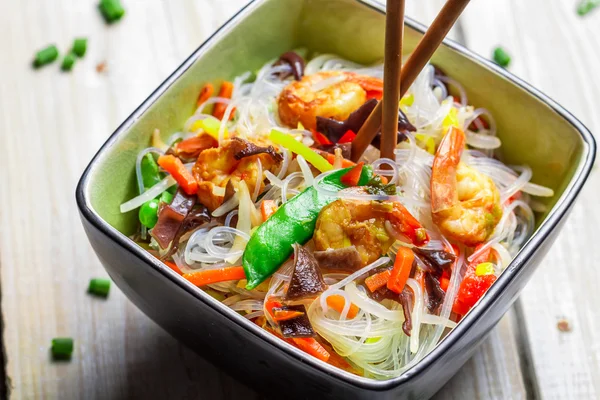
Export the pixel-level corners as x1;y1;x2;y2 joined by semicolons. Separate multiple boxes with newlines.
351;0;471;162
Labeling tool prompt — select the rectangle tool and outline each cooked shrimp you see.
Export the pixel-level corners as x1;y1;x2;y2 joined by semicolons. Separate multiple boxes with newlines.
277;71;383;130
314;199;429;266
192;138;282;211
431;127;502;246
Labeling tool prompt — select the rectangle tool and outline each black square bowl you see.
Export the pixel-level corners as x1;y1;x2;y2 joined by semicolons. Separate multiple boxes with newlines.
76;0;596;398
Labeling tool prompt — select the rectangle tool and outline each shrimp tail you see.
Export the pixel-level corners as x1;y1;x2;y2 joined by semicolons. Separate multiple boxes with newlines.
431;127;466;213
389;203;430;246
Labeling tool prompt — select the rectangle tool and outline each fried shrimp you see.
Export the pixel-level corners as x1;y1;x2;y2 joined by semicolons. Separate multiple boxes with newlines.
192;138;282;211
431;127;502;246
314;199;429;266
277;71;383;130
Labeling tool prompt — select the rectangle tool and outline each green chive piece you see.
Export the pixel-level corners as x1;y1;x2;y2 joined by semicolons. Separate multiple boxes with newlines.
72;38;88;57
61;53;76;71
33;45;59;68
577;0;600;15
99;0;125;23
51;338;74;360
493;47;511;68
88;278;111;297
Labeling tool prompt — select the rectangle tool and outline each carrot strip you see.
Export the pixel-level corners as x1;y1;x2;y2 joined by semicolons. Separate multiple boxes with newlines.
387;247;415;294
157;155;198;195
212;81;234;120
196;83;214;107
326;295;359;319
364;270;392;293
163;260;182;275
183;266;246;286
324;153;355;168
272;309;305;321
260;200;278;221
292;337;330;362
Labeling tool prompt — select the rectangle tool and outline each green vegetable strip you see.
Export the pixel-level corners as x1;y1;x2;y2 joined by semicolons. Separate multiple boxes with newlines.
88;278;111;297
141;153;162;189
61;53;76;71
99;0;125;23
72;38;88;57
492;47;511;68
51;338;74;359
34;45;59;68
242;166;373;289
577;0;600;15
269;129;333;173
139;199;160;228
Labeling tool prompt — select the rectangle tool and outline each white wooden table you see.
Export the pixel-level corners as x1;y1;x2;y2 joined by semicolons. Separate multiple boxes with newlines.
1;1;598;398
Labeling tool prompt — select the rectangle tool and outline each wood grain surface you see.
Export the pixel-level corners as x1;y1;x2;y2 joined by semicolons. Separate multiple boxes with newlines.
0;0;596;399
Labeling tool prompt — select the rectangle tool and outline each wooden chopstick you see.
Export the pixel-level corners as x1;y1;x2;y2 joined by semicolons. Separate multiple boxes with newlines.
351;0;471;162
380;0;405;162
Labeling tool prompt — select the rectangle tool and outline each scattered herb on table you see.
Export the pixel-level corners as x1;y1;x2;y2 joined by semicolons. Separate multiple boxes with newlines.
61;53;76;71
577;0;600;16
88;278;111;297
33;45;59;68
51;338;74;360
99;0;126;23
492;47;511;68
72;38;88;57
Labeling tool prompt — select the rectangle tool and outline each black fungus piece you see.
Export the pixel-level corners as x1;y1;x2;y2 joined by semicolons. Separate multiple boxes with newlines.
231;137;283;162
151;189;197;249
314;246;363;272
425;272;446;313
278;304;316;338
274;51;305;81
285;245;327;300
414;248;456;275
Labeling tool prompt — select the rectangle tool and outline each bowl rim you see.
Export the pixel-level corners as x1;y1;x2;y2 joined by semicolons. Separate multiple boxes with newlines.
76;0;596;391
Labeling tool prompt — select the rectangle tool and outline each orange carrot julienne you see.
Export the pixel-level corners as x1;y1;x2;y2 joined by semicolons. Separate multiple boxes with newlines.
260;200;278;221
325;153;355;168
387;247;415;294
212;81;234;120
272;309;305;321
326;295;359;319
163;260;182;275
157;155;198;195
196;83;214;107
183;266;246;286
364;270;392;293
292;337;330;362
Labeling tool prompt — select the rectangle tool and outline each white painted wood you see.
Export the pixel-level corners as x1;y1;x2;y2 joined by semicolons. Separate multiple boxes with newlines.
461;1;600;399
0;0;526;399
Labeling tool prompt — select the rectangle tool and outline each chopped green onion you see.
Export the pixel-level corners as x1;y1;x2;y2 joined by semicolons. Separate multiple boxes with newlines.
61;53;76;71
492;47;511;68
577;0;600;15
33;45;59;68
72;38;88;57
99;0;125;23
51;338;74;359
88;278;111;297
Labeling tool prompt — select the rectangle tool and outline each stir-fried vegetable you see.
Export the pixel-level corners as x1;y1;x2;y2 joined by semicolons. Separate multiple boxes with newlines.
183;266;246;287
158;155;198;195
243;165;373;289
387;247;415;294
269;129;333;173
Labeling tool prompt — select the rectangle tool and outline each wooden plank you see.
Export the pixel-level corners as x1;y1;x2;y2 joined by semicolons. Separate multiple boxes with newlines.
0;0;525;399
460;1;600;398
